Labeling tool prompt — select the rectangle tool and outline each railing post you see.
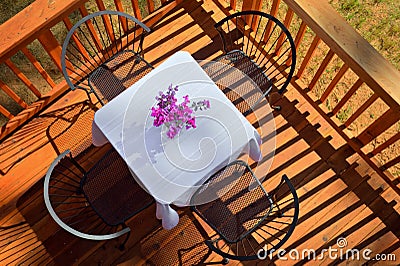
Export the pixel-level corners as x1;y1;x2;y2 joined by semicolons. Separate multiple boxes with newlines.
242;0;262;11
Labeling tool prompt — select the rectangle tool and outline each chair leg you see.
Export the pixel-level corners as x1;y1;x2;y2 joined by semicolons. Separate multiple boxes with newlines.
119;225;131;251
272;194;284;218
272;105;281;111
266;91;283;111
205;258;229;265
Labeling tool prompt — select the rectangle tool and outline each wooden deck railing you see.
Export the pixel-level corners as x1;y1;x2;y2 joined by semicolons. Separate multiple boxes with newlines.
0;0;399;193
228;0;400;194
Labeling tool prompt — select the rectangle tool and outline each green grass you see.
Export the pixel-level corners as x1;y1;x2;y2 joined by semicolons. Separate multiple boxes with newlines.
0;0;35;24
329;0;400;70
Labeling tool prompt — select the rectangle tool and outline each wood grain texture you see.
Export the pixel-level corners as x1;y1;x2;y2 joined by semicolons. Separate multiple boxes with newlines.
0;2;399;265
0;0;86;62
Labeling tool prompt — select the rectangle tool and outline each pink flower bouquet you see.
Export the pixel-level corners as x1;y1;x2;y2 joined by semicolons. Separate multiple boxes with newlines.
150;84;210;139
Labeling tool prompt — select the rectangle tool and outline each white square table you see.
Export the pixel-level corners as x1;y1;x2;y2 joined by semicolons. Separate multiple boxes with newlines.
92;51;263;229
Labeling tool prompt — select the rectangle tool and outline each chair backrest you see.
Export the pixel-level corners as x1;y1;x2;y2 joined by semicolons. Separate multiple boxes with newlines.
43;149;130;240
44;148;154;242
61;10;150;93
214;10;296;95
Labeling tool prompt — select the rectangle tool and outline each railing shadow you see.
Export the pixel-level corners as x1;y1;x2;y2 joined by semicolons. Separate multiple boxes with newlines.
252;93;400;264
133;212;212;265
0;222;33;265
145;0;223;65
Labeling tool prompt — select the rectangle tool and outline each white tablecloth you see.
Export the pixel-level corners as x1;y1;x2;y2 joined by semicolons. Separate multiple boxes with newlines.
92;51;263;229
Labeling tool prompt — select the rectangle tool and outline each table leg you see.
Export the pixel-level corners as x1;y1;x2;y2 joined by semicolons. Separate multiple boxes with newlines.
91;121;109;147
155;201;179;230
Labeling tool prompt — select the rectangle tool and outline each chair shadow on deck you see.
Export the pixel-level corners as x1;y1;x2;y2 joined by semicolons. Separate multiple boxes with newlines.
14;180;213;265
130;213;213;265
0;99;97;175
10;151;97;265
44;100;97;157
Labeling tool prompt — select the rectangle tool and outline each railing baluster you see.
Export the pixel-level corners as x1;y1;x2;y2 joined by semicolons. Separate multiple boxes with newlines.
4;59;42;98
370;132;400;157
21;47;56;88
80;11;103;52
63;17;92;62
131;0;142;20
95;0;107;11
287;21;307;67
344;93;378;127
262;0;281;44
101;14;116;43
308;49;334;90
270;0;281;17
294;21;307;49
274;8;293;56
37;30;64;72
381;157;400;172
296;36;320;78
230;0;237;11
114;0;125;12
0;80;28;108
0;104;13;119
320;64;349;103
242;0;262;11
147;0;155;13
357;109;398;146
332;78;363;115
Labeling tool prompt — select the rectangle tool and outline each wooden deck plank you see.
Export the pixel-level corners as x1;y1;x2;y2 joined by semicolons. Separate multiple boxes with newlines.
0;1;399;265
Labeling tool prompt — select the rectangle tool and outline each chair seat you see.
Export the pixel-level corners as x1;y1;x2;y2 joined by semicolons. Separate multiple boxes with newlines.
215;50;273;96
82;148;154;226
90;52;153;103
191;161;272;243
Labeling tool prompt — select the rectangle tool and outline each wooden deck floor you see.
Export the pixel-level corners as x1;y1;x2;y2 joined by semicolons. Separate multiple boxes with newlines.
1;0;399;265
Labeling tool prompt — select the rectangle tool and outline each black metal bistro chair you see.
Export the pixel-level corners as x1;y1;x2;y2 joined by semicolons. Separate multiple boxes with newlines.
191;161;299;263
44;147;154;249
61;10;154;105
213;10;296;112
